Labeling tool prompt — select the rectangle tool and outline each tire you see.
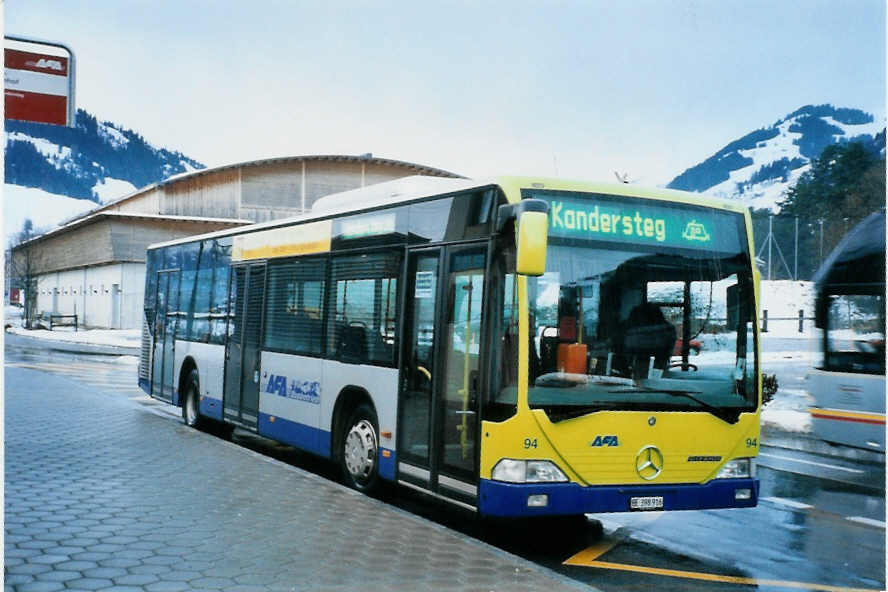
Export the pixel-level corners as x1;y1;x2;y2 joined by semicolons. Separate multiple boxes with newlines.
181;370;206;430
340;403;380;493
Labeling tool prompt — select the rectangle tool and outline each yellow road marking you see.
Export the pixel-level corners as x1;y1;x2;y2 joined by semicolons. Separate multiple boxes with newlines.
575;559;881;592
563;539;620;565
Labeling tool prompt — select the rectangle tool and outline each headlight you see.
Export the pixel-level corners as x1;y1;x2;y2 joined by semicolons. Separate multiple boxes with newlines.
715;458;755;479
491;459;569;483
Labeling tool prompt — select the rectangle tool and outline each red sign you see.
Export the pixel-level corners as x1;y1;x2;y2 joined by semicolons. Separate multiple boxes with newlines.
5;39;74;126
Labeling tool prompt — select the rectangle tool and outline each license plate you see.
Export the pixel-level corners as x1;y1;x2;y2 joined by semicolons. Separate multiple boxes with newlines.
630;496;664;510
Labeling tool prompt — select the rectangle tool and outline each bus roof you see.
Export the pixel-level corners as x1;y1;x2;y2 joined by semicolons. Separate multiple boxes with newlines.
147;175;747;251
813;209;886;289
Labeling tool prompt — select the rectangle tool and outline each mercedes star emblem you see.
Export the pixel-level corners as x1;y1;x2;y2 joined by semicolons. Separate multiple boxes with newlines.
635;445;664;480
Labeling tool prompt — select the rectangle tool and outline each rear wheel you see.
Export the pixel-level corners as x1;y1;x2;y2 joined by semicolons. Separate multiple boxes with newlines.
182;370;206;430
340;403;379;493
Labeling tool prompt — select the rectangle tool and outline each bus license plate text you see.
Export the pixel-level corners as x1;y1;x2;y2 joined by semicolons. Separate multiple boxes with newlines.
630;496;664;510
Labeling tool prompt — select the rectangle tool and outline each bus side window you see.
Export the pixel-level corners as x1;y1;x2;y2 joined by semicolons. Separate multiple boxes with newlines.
264;257;327;356
328;251;402;367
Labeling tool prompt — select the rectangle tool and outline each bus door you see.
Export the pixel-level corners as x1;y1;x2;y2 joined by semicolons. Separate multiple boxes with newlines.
223;263;266;429
398;245;487;505
151;270;180;403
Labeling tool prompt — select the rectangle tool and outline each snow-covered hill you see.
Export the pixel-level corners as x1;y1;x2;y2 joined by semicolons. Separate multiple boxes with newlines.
4;109;204;216
668;105;885;211
3;185;98;240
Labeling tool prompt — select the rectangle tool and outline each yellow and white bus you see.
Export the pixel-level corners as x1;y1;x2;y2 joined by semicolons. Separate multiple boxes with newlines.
139;176;761;517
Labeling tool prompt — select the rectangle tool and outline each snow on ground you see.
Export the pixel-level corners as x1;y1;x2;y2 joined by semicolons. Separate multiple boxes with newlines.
6;325;141;348
4;305;139;349
93;177;137;203
3;184;97;241
823;115;885;139
97;121;130;149
761;388;812;433
707;118;805;211
7;132;72;161
705;113;884;212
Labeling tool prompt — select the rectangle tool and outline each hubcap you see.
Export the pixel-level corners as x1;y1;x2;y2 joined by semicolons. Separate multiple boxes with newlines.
344;419;377;481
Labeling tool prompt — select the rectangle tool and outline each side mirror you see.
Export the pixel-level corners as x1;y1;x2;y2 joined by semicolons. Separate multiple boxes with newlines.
516;211;548;276
497;199;549;277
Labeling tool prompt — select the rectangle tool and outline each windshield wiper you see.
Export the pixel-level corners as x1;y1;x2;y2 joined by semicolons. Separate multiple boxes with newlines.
534;403;618;423
608;386;742;424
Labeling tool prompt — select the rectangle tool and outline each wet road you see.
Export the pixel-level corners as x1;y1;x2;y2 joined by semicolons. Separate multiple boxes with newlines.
4;340;885;592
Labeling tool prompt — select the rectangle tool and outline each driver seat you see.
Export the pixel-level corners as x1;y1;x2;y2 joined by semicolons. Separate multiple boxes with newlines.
623;303;676;377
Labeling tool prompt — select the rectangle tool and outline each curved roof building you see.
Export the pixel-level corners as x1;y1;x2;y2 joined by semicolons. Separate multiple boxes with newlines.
12;154;461;329
82;153;462;224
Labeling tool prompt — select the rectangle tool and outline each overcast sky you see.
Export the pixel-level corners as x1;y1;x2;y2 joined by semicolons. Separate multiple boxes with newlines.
6;0;886;186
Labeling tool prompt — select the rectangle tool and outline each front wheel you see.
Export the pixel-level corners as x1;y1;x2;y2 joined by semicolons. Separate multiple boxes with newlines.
340;404;380;493
182;370;207;430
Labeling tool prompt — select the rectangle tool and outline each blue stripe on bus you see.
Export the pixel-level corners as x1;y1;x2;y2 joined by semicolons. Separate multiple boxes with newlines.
378;448;395;481
139;378;151;395
478;478;759;517
257;413;331;458
172;389;180;407
199;396;223;421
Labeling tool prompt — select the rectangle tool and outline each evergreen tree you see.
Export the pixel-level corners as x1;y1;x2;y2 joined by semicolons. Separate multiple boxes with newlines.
775;140;886;276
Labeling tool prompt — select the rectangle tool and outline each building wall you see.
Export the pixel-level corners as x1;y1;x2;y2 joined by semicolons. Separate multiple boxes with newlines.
28;220;116;275
107;218;240;263
162;169;240;219
35;262;145;329
109;188;161;215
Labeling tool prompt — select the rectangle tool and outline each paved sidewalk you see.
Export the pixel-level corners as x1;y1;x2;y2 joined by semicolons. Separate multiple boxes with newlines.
4;364;592;592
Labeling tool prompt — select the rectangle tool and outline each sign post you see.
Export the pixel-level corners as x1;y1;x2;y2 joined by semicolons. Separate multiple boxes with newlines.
4;35;76;127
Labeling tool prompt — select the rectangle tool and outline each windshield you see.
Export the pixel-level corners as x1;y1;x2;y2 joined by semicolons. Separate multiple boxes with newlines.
823;292;885;374
493;192;758;423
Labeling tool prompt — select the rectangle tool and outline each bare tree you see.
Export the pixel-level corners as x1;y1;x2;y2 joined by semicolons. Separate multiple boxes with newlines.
6;218;42;329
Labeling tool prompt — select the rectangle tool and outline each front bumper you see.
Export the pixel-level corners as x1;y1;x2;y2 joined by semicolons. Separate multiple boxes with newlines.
478;478;759;517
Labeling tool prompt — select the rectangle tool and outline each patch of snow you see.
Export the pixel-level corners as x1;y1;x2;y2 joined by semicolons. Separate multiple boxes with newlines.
822;116;885;139
6;132;72;162
760;279;816;320
93;178;137;203
3;184;97;242
702;112;885;212
706;118;808;211
98;122;130;148
761;408;811;432
6;325;141;347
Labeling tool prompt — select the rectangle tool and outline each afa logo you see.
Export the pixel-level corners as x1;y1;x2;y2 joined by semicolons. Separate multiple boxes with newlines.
590;435;619;447
27;58;64;71
265;374;321;404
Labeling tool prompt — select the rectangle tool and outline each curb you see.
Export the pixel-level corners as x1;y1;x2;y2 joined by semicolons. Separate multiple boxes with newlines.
4;331;140;356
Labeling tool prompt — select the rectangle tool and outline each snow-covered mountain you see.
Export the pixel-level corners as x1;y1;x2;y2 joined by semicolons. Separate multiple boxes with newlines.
5;109;204;204
667;105;885;211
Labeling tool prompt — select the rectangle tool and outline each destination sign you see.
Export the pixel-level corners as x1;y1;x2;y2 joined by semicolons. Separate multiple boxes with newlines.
526;191;745;253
